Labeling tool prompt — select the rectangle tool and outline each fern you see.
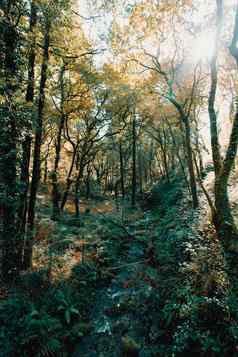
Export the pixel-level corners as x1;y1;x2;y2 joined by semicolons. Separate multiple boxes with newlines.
37;337;61;357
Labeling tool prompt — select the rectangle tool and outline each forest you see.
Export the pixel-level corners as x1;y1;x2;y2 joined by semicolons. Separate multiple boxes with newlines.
1;0;238;355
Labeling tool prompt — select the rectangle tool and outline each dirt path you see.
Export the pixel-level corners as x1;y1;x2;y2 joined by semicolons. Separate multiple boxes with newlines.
73;213;152;357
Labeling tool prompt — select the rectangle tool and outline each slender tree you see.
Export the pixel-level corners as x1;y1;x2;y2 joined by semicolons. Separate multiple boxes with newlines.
131;109;137;207
208;0;238;246
51;64;66;220
17;0;38;267
24;14;51;268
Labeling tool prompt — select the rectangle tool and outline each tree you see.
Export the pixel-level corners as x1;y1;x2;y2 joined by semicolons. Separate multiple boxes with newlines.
131;107;137;207
0;0;26;279
25;0;72;268
51;64;67;220
17;0;38;268
208;0;238;248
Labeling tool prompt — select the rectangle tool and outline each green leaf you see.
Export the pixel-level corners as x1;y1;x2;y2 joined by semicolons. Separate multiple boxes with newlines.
30;310;39;317
70;307;80;315
65;310;71;324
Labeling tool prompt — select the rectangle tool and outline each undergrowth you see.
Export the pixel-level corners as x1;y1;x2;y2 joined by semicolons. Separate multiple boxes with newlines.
1;177;238;356
138;177;238;356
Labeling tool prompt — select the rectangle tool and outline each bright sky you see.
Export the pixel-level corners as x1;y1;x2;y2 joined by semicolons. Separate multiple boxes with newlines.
77;0;238;67
76;0;238;159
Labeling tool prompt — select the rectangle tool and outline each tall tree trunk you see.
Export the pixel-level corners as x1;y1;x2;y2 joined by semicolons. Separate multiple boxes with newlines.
194;120;204;175
149;140;154;184
74;169;83;218
157;130;170;183
165;118;191;193
164;98;198;207
183;116;198;208
104;165;109;194
119;142;125;199
17;0;37;267
95;166;101;187
207;0;238;245
131;113;137;208
43;157;48;184
60;147;77;211
85;165;91;200
74;150;88;216
24;21;51;269
138;144;143;194
52;65;66;221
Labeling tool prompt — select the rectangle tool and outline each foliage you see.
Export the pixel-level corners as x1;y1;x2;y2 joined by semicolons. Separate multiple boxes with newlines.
0;264;100;356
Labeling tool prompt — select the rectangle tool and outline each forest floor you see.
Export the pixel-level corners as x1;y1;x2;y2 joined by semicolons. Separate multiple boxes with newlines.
35;177;230;356
1;176;238;356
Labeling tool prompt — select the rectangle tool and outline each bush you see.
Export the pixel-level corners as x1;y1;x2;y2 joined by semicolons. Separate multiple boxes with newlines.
0;283;89;357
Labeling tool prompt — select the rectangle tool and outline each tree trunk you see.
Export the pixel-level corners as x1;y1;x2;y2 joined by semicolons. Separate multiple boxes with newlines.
119;142;125;199
74;171;83;217
149;140;154;184
104;166;109;194
162;98;198;206
52;65;66;220
85;165;91;200
165;118;190;192
24;21;51;269
131;113;137;208
138;144;143;194
183;117;198;208
60;147;77;211
207;0;238;245
43;157;48;184
158;130;170;183
17;0;37;267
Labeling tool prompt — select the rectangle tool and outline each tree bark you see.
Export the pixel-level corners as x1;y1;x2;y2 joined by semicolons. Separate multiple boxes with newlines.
166;98;198;208
183;116;198;208
207;0;238;244
60;147;77;211
51;65;66;220
85;165;91;200
24;21;51;268
157;129;170;183
138;144;143;194
74;169;83;217
165;118;190;192
119;142;125;198
131;112;137;208
17;0;37;267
